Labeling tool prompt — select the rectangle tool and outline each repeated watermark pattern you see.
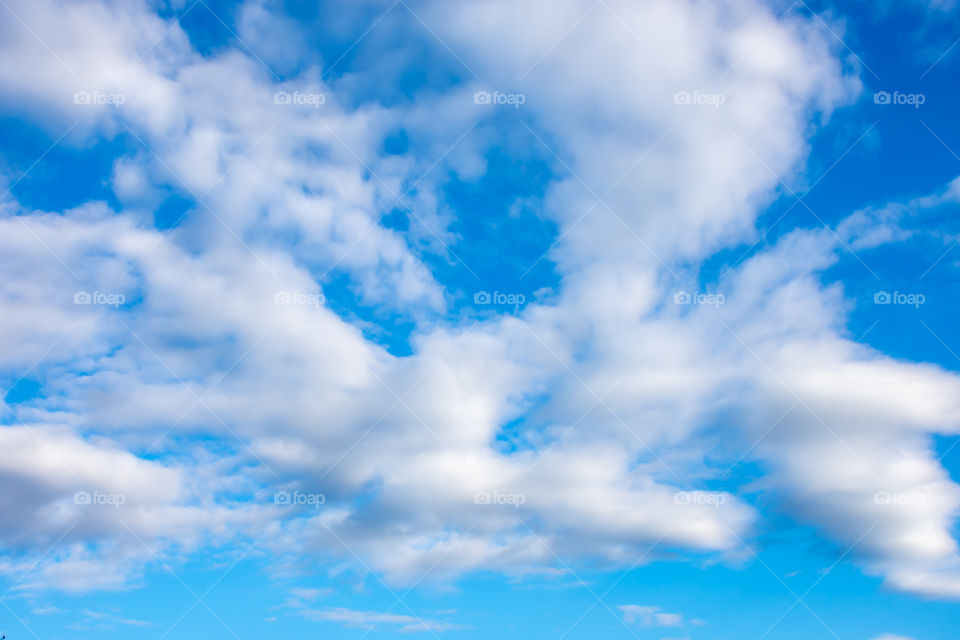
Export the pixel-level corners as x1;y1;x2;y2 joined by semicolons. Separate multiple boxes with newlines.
2;2;958;638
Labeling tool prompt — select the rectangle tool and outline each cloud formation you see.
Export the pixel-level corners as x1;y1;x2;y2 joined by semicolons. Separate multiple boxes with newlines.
0;0;958;612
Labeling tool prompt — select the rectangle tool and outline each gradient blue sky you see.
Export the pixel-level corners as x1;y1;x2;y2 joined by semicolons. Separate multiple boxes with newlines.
1;0;959;638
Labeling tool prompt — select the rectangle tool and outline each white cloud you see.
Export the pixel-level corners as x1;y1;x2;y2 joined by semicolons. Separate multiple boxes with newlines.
0;0;958;609
81;609;152;627
288;587;333;601
294;605;463;633
620;604;686;627
837;174;960;250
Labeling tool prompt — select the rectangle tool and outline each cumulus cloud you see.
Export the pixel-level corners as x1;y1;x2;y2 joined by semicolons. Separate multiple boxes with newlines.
0;0;958;612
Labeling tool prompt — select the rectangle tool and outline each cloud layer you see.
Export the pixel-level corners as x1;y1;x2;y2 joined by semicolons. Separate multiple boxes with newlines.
0;0;959;608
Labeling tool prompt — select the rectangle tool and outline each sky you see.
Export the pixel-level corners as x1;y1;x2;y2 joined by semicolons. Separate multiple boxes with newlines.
0;0;959;638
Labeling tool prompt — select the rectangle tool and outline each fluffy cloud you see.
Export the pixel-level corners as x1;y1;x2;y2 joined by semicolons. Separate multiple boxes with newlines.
0;0;959;610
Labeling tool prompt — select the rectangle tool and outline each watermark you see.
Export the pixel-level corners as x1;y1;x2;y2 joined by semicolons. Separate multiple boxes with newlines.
474;290;525;306
74;290;125;307
874;491;925;508
474;490;526;508
273;90;325;108
674;90;726;108
74;490;126;508
673;290;725;308
274;290;325;307
873;290;925;308
473;90;526;109
674;491;726;507
873;90;925;109
73;91;126;108
274;490;325;508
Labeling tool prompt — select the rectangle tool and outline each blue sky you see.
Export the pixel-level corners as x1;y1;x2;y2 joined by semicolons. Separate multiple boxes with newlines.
1;0;960;638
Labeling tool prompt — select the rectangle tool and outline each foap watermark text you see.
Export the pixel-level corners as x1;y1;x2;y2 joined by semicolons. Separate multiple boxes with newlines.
74;90;125;108
274;90;325;108
874;90;925;108
674;90;726;108
474;290;525;306
74;290;125;307
474;90;526;108
674;290;725;308
674;491;727;507
74;490;126;508
874;290;925;308
474;490;526;508
274;491;325;508
274;290;325;307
